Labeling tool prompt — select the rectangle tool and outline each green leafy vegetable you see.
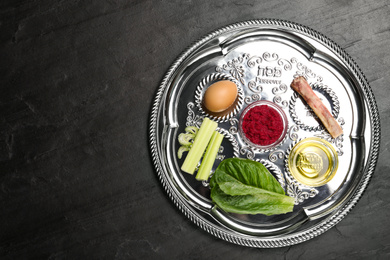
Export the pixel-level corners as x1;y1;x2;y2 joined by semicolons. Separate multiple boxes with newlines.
209;158;295;216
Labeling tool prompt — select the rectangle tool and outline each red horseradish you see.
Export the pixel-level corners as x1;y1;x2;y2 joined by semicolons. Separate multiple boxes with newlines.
240;101;287;147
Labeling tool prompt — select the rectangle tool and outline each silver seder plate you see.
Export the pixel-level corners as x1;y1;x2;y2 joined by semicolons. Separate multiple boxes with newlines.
149;19;380;247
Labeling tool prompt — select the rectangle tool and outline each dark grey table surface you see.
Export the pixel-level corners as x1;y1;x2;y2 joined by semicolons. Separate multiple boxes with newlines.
1;0;389;259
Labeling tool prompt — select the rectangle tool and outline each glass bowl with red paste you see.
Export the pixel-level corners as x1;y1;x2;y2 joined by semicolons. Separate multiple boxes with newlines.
239;100;288;150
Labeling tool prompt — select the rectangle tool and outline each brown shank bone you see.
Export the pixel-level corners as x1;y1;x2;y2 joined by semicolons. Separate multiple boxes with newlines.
290;76;343;138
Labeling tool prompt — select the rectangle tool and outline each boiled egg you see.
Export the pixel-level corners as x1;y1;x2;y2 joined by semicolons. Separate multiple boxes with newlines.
203;80;238;113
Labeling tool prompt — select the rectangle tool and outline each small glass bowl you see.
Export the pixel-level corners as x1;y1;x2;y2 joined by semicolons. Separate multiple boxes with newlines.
288;137;339;187
239;100;288;151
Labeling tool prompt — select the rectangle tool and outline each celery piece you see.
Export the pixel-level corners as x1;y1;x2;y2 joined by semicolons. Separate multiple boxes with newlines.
178;132;195;146
177;146;190;159
184;126;198;135
181;118;217;174
177;126;198;159
196;131;224;181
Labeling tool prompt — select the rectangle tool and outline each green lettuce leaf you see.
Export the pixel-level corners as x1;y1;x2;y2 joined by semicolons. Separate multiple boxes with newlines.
209;158;295;216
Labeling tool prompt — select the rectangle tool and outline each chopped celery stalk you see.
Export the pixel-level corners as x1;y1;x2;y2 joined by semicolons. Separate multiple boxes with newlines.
196;131;224;181
185;126;198;135
178;133;195;146
181;118;218;174
177;146;190;159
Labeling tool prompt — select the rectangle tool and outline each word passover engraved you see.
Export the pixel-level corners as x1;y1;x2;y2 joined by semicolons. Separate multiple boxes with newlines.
256;65;282;84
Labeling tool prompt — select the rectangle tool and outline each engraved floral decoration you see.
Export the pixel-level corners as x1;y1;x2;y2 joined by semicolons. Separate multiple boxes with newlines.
286;180;318;204
291;58;323;82
244;94;261;105
289;125;300;141
216;52;293;86
240;146;256;160
247;80;263;93
215;53;250;84
278;58;293;71
269;150;285;163
273;83;289;108
186;102;203;128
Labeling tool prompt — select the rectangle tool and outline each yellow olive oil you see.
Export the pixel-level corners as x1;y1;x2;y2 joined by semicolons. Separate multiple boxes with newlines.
288;137;338;187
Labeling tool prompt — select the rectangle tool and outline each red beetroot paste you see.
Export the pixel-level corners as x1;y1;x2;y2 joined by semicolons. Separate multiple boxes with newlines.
242;105;284;146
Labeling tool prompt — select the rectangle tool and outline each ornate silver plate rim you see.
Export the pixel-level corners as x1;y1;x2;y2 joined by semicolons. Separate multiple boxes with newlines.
149;19;381;247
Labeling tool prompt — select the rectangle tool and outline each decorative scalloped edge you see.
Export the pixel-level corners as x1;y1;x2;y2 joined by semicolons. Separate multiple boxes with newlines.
216;127;240;158
149;19;381;248
258;159;286;190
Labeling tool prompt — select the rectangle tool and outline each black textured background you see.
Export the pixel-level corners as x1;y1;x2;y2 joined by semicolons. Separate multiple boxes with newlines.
1;0;389;259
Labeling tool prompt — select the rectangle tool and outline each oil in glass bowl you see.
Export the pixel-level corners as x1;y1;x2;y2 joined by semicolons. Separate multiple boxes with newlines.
288;137;339;187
